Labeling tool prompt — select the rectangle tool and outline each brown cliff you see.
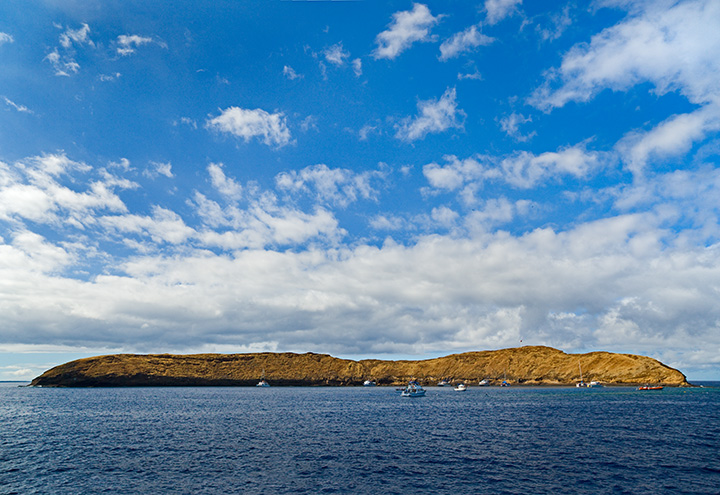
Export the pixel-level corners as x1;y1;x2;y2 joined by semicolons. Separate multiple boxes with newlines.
30;346;688;387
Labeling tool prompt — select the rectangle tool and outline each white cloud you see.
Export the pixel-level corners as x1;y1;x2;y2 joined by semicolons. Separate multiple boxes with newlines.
373;3;441;60
116;34;160;56
198;205;342;250
396;87;465;141
423;145;603;192
529;0;720;110
616;104;720;176
101;206;195;245
276;164;386;208
4;212;719;371
206;106;292;148
2;151;720;372
458;70;482;81
207;163;242;200
44;48;79;77
484;0;522;25
323;42;350;66
536;5;572;42
500;146;602;188
283;65;302;80
439;24;494;61
423;155;488;191
143;161;174;179
352;58;362;77
499;112;535;142
359;123;380;141
369;214;406;231
59;23;93;49
3;97;33;114
0;32;14;45
0;154;129;225
44;23;95;76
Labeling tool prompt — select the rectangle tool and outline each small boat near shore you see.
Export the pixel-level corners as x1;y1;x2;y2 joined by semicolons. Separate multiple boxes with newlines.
256;370;270;387
478;379;489;386
637;384;664;390
401;381;426;397
363;380;377;386
454;383;467;391
437;379;449;387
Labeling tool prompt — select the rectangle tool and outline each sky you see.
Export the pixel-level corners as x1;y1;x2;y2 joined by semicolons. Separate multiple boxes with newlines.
1;0;719;381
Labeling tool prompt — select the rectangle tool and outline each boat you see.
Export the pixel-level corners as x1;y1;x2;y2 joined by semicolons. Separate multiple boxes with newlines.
437;379;449;387
478;379;489;386
638;384;664;390
500;380;509;387
588;381;603;388
256;369;270;387
454;383;467;391
400;380;426;397
363;380;377;387
576;361;587;387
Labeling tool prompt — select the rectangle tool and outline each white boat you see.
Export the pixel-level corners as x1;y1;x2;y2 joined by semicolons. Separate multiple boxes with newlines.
437;379;449;387
588;381;603;388
256;370;270;387
576;362;587;387
454;383;467;391
363;380;377;387
478;379;489;386
400;381;426;397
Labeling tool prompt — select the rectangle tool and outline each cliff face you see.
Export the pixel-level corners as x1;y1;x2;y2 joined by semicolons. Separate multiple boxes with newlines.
30;346;689;387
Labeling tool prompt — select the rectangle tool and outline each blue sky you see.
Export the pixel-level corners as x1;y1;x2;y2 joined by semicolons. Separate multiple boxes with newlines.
2;0;720;381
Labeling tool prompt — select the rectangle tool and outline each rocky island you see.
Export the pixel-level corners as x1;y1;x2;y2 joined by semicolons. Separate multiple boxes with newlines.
30;346;688;387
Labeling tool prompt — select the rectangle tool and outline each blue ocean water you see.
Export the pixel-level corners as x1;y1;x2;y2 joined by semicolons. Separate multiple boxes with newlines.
2;383;719;494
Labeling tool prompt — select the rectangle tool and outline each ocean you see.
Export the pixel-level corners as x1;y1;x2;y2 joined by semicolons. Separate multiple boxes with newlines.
2;383;719;494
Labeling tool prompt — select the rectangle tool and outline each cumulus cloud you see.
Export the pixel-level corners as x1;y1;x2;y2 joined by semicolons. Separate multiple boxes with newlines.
276;164;387;208
423;155;490;191
616;104;720;176
499;146;602;188
529;0;720;110
2;213;719;372
143;161;174;179
484;0;522;25
439;24;494;61
373;3;441;60
396;87;465;141
207;163;243;200
0;32;14;45
423;145;604;192
0;154;130;225
206;107;292;148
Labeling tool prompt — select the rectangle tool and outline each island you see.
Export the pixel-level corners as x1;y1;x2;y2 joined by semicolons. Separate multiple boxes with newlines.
30;346;689;387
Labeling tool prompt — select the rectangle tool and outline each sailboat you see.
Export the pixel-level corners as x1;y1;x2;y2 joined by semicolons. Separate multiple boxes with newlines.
576;362;587;388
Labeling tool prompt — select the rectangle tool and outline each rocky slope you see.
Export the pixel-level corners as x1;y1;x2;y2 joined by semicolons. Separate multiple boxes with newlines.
30;346;688;387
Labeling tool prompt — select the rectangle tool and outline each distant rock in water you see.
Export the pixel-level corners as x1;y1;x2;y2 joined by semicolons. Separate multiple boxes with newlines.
30;346;689;387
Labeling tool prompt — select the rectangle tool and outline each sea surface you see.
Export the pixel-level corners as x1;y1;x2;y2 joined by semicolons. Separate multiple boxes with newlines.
2;382;719;494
